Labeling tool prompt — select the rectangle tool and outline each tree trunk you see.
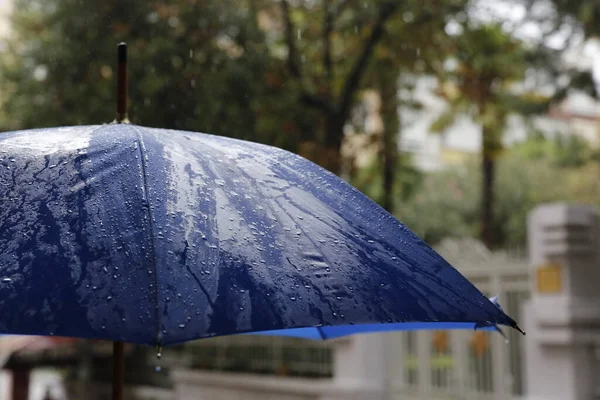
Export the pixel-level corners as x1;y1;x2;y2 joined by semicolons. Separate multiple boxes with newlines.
298;114;344;175
322;115;345;175
480;146;495;249
379;67;399;213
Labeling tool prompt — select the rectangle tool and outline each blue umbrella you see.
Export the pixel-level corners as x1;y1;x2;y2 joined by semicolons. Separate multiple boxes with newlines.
1;123;522;339
0;43;523;398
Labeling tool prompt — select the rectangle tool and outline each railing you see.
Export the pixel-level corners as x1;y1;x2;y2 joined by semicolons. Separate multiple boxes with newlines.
167;237;531;400
386;238;531;400
172;334;333;379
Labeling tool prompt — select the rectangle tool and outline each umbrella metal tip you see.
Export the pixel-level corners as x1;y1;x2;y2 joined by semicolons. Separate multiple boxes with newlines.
117;42;127;62
512;322;526;336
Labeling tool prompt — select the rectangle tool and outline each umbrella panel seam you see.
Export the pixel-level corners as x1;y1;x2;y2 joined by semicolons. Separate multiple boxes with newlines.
131;125;161;346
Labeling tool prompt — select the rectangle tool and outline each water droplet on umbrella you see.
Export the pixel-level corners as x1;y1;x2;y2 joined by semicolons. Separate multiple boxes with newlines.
156;346;162;359
2;278;12;283
107;296;112;301
290;296;296;301
179;324;186;329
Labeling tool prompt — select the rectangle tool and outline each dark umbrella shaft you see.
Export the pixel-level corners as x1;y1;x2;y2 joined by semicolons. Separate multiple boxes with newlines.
116;42;128;123
113;341;124;400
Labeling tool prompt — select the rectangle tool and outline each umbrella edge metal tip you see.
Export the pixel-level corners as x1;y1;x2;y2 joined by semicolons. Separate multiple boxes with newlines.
512;322;526;336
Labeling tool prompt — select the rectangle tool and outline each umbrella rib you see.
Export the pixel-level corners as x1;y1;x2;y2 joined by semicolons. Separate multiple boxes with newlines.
131;126;161;346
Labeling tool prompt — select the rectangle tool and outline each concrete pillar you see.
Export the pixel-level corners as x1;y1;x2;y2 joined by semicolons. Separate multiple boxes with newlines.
524;203;600;400
322;334;388;400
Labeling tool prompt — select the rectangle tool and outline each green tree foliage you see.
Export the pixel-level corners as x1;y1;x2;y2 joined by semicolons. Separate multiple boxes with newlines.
547;0;600;37
432;23;546;248
0;0;312;152
396;135;600;248
363;0;465;212
351;151;423;211
0;0;468;178
273;0;467;174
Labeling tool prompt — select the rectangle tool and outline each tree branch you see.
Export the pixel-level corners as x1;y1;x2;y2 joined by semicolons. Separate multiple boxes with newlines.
280;0;337;115
338;1;399;120
301;92;337;115
280;0;301;78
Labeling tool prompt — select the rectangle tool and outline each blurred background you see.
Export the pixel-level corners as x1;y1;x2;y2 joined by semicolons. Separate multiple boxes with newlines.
0;0;599;399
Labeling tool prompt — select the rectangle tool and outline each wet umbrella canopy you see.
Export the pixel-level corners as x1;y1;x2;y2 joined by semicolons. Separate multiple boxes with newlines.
0;44;523;399
0;122;520;343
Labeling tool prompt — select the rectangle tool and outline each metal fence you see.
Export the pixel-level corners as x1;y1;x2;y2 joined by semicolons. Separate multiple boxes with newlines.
170;238;530;400
177;334;333;379
385;238;530;400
